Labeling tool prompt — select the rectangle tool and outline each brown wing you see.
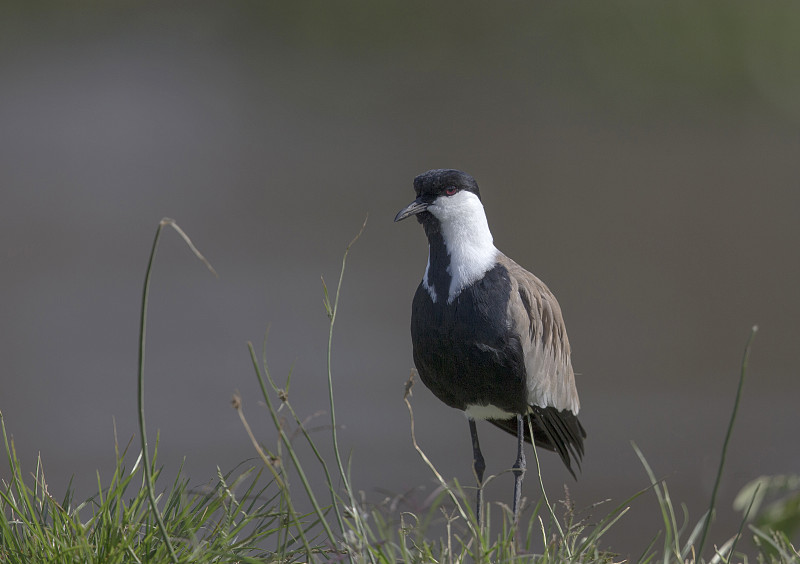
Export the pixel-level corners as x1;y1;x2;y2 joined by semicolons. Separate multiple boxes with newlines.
490;253;585;477
497;253;580;414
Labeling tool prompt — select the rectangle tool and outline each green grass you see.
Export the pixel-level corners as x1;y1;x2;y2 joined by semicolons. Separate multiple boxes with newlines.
2;218;799;563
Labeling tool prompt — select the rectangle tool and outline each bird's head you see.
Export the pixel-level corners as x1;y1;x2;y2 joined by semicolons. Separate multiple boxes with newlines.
394;169;483;228
396;169;496;297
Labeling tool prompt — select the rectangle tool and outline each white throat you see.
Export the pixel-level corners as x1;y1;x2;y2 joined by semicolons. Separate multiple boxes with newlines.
428;191;498;303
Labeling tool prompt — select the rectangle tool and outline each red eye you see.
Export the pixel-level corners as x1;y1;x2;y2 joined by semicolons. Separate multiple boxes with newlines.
445;187;459;196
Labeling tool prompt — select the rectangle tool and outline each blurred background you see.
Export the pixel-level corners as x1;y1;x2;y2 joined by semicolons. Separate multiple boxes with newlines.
2;1;799;556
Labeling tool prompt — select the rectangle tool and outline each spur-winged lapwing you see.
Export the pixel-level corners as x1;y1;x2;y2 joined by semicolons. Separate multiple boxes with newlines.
394;169;585;527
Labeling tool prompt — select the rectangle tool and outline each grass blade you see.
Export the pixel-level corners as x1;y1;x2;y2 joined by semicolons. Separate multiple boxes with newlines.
324;217;371;562
696;325;758;558
137;218;217;563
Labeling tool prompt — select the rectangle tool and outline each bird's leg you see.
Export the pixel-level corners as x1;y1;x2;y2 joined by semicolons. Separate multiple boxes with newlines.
512;414;527;527
468;418;486;529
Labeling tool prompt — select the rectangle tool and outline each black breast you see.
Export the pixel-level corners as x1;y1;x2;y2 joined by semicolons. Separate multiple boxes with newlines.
410;263;527;414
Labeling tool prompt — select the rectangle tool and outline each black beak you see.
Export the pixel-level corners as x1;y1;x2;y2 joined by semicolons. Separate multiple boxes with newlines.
394;198;429;222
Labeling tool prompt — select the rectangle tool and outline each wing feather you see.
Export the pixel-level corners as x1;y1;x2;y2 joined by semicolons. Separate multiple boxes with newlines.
497;254;580;414
487;254;586;478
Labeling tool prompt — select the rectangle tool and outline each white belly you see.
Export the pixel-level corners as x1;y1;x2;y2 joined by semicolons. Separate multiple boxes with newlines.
464;403;516;420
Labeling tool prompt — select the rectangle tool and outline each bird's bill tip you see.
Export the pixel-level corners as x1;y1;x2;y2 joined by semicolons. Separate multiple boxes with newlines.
394;199;428;222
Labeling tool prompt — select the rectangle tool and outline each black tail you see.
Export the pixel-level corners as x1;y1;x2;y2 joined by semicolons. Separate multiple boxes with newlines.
488;406;586;480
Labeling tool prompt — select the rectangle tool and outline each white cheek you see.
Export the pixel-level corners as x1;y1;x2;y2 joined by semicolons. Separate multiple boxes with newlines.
428;191;484;226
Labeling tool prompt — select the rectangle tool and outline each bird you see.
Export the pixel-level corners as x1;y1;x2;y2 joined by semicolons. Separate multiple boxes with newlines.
394;169;585;528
